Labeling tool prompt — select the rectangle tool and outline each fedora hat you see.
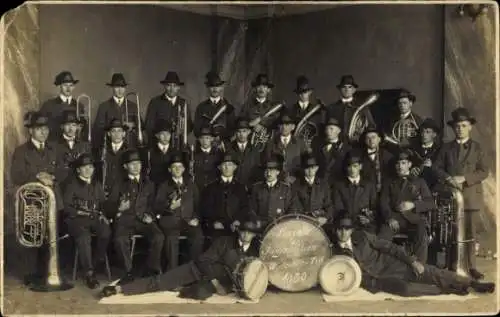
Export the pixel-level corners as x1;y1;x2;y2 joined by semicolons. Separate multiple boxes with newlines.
122;150;142;165
447;107;476;126
420;118;440;133
105;118;129;131
218;153;239;166
344;150;363;167
397;89;416;103
360;125;382;141
301;153;319;168
395;149;413;162
60;110;83;125
251;73;274;88
24;111;49;128
71;153;95;169
278;113;295;125
235;117;251;130
324;117;341;128
198;126;215;137
263;154;283;170
205;71;225;87
160;71;185;86
153;119;173;134
106;73;128;87
336;75;358;89
54;71;79;86
168;152;187;167
335;215;355;229
238;220;262;233
293;75;313;94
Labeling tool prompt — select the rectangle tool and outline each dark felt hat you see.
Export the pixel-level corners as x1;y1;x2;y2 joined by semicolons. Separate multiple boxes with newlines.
153;119;173;134
397;89;416;103
263;154;283;170
336;75;358;89
238;220;262;233
122;150;142;165
336;216;355;229
218;153;239;165
447;107;476;126
60;110;83;125
168;152;187;166
395;149;413;162
420;118;440;133
360;125;382;140
160;71;184;86
301;153;319;168
235;117;251;130
344;150;363;167
251;73;274;88
324;117;341;128
293;75;313;94
54;71;79;86
106;73;128;87
105;118;129;131
72;153;95;168
205;71;225;87
278;113;295;125
24;112;49;128
198;126;215;137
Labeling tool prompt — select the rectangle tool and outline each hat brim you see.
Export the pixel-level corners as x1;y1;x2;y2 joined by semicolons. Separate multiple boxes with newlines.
252;82;274;88
26;122;49;128
294;87;313;93
160;80;185;86
55;79;79;86
336;83;358;89
106;83;128;87
205;80;226;87
219;159;239;165
447;118;477;126
106;125;130;132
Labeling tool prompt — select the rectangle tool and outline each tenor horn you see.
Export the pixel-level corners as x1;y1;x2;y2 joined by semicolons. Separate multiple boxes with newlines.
347;93;379;143
76;94;92;143
15;182;73;291
125;92;144;146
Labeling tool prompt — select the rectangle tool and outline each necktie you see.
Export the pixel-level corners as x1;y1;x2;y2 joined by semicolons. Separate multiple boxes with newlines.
39;143;44;151
458;142;468;161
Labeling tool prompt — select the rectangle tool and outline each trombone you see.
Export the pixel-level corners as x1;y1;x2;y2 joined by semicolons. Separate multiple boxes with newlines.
76;94;92;143
125;92;145;147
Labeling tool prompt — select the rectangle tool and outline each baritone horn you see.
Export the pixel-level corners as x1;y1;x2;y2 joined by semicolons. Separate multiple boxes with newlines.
125;92;145;146
15;182;73;291
76;94;92;143
346;93;379;143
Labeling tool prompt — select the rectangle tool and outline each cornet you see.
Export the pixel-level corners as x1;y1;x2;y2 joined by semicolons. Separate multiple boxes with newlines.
76;94;92;143
125;92;145;147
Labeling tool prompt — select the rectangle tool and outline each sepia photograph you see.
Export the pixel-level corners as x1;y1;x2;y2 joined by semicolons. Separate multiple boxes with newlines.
0;0;498;315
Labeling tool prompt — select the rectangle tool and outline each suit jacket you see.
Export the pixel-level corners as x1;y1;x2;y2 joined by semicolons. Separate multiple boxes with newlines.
54;137;92;187
360;147;394;191
144;94;193;145
107;175;156;219
99;141;133;193
154;177;199;222
332;177;378;223
194;98;236;141
226;141;262;187
39;96;88;141
147;143;176;186
264;135;307;179
410;141;441;189
63;175;106;218
380;175;435;223
325;97;376;141
287;101;326;129
290;177;334;221
240;98;280;130
249;181;293;226
93;98;143;151
201;178;250;233
193;146;224;190
432;139;488;210
11;140;60;186
311;137;351;183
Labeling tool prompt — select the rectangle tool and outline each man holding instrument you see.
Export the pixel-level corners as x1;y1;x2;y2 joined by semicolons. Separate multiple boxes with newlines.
99;220;262;300
194;71;236;149
147;119;176;187
432;107;488;280
63;153;111;289
409;118;441;189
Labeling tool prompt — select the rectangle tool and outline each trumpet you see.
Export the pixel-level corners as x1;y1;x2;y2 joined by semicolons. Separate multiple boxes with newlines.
125;92;144;147
101;133;108;195
346;93;379;143
173;100;188;150
76;94;92;143
189;143;195;182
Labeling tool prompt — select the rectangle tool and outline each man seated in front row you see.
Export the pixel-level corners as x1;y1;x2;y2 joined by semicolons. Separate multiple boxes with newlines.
378;149;435;264
332;213;495;296
99;220;262;299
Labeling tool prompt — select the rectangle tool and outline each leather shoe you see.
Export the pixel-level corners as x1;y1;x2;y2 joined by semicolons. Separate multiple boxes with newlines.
99;285;118;298
85;272;100;289
471;281;495;294
469;269;485;281
442;284;469;296
117;272;135;285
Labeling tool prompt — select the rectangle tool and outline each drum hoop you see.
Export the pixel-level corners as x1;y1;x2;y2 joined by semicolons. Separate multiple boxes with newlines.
261;213;330;242
319;255;362;295
233;257;269;299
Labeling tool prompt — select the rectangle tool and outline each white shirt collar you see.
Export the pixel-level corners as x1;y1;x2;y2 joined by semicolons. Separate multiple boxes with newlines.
79;175;92;184
339;239;353;250
201;147;211;154
267;180;278;188
165;95;177;104
305;176;315;185
31;138;44;149
60;95;72;103
326;138;339;144
63;134;75;142
367;148;378;155
237;141;248;149
113;96;125;105
112;141;124;151
422;142;434;149
400;111;412;119
341;97;353;103
221;176;233;183
281;135;291;144
456;138;470;145
173;177;183;185
298;100;309;109
128;175;140;182
347;176;361;185
256;97;267;104
210;96;221;104
238;239;251;252
158;143;169;152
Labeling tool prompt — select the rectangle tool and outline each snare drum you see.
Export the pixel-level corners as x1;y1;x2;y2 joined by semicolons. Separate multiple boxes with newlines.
319;255;362;296
259;214;332;292
233;257;269;301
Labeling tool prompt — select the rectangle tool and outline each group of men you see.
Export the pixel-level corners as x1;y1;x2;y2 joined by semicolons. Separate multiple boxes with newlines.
11;69;493;299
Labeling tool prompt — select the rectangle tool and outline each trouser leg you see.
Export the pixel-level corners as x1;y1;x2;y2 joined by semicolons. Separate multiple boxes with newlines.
136;220;164;272
465;211;477;270
413;264;472;290
412;221;429;264
187;225;204;262
92;219;111;265
378;224;394;241
166;232;180;270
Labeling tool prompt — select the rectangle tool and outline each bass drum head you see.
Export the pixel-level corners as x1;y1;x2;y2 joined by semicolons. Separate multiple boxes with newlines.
319;255;362;296
259;215;331;292
240;258;269;301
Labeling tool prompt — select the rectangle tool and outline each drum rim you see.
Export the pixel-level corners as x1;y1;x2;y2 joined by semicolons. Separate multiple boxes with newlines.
235;257;269;300
319;255;362;296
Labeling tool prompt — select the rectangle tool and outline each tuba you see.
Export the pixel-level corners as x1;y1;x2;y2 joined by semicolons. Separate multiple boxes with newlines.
346;93;379;143
430;186;471;277
384;113;419;146
76;94;92;143
15;182;73;291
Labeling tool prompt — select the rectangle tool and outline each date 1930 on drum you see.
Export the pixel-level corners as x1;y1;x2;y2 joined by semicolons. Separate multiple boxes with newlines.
282;272;309;284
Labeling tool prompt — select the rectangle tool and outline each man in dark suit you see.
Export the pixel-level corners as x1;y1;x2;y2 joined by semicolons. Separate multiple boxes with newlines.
201;153;249;238
332;150;379;233
432;107;489;280
310;117;351;184
264;113;308;184
144;72;193;150
325;75;376;143
290;153;333;226
107;150;164;283
63;153;111;289
409;118;441;189
55;110;91;189
93;73;145;154
226;117;262;187
193;126;224;191
194;71;236;148
378;150;435;263
154;153;204;270
330;214;494;296
249;155;293;228
40;71;88;141
147;119;176;187
359;126;394;193
99;220;262;299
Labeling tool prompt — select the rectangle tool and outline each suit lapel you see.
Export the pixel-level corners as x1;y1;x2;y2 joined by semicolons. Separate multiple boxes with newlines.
459;141;473;165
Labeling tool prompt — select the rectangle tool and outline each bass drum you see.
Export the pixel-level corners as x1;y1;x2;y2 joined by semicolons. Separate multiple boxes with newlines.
259;214;332;292
319;255;362;296
233;257;269;301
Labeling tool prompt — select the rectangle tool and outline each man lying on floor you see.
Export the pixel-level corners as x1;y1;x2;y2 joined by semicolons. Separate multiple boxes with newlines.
331;212;495;296
100;220;261;300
